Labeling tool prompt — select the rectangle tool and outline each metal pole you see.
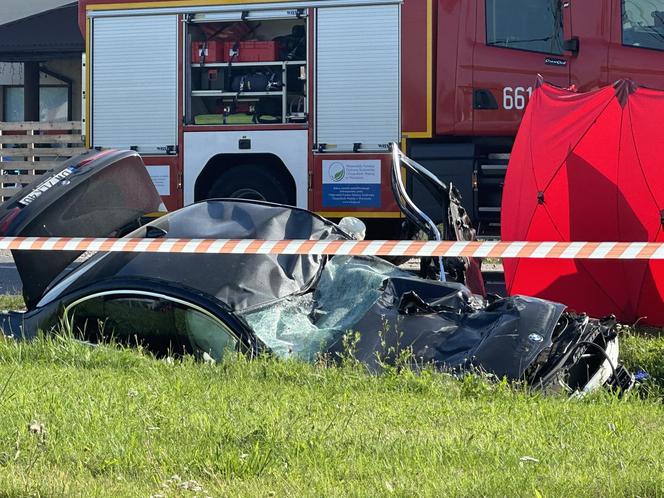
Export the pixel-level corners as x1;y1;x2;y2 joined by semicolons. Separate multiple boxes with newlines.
23;62;40;122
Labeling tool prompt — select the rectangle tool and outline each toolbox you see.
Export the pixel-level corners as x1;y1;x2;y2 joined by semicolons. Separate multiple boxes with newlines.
193;40;280;63
191;41;225;63
224;41;280;62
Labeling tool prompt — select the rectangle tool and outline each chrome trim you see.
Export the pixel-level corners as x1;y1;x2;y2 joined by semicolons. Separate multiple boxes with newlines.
63;289;240;342
391;143;445;281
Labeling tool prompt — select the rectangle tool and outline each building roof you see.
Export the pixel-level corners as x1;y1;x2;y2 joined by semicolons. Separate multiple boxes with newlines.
0;0;75;26
0;2;84;62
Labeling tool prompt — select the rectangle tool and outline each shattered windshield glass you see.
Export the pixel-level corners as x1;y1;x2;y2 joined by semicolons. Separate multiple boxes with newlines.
242;256;409;361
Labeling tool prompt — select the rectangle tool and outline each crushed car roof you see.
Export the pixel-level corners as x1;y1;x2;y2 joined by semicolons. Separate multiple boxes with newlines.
0;149;634;393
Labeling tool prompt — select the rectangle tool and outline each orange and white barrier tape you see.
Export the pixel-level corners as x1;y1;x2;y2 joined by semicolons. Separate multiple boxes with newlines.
2;237;664;259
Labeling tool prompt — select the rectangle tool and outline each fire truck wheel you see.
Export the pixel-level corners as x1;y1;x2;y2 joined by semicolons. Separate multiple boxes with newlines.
207;165;292;204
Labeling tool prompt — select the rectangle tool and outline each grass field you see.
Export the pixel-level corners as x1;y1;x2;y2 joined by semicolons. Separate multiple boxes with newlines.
0;295;24;311
0;295;663;496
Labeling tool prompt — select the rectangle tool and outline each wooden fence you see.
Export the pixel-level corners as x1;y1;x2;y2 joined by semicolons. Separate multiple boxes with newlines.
0;121;85;200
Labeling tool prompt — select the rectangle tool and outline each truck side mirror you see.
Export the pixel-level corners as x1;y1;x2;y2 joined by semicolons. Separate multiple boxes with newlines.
564;37;579;55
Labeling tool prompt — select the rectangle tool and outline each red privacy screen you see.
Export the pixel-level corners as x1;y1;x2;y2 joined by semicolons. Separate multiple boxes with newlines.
502;78;664;325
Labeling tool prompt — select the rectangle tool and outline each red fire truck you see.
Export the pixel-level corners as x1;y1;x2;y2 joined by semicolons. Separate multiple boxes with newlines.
78;0;664;235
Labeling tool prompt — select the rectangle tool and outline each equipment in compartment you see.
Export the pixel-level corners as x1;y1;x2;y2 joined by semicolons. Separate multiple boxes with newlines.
191;40;225;63
274;25;306;61
188;18;306;127
191;21;256;63
194;40;280;63
230;70;283;92
194;114;225;125
193;97;283;125
288;96;306;122
255;98;282;123
228;40;280;62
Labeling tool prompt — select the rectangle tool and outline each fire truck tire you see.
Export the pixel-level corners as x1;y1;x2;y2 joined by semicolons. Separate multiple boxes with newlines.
207;165;292;204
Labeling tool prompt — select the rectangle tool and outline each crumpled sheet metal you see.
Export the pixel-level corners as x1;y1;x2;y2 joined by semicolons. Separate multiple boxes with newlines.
244;255;566;381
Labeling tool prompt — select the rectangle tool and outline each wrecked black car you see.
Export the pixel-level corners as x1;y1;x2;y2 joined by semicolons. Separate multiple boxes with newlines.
0;149;632;393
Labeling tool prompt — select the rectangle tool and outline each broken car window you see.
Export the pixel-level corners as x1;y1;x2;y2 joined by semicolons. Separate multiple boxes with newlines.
241;256;409;361
66;293;238;360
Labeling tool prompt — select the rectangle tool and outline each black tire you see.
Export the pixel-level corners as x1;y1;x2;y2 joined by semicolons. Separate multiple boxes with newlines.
207;164;292;204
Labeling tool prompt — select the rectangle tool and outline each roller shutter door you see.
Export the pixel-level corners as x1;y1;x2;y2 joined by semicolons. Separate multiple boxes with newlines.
92;15;178;154
316;4;400;150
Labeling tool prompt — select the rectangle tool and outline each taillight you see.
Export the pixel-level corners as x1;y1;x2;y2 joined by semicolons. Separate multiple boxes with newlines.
76;149;116;169
0;207;21;235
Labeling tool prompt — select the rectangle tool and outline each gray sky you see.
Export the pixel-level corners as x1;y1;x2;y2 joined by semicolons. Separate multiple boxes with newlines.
0;0;75;26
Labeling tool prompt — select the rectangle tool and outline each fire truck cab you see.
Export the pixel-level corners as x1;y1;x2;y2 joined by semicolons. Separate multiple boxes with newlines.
79;0;664;235
418;0;664;233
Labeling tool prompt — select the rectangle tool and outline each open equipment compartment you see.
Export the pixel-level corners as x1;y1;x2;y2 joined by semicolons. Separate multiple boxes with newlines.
185;10;308;126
